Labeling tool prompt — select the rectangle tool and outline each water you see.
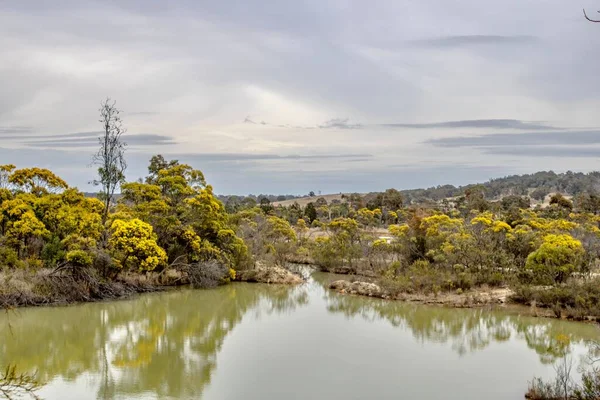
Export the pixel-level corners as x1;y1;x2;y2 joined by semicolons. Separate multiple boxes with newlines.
1;271;599;400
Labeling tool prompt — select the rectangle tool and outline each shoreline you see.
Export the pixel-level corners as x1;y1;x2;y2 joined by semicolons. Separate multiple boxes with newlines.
327;278;600;323
0;264;305;310
3;267;598;325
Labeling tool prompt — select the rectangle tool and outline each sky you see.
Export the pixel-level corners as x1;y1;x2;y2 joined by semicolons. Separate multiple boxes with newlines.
2;0;600;195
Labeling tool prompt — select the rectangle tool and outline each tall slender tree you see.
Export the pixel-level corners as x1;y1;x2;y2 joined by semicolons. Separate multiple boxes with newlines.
93;98;127;223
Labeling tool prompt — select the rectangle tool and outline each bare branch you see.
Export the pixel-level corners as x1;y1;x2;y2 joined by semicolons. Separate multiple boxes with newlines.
0;365;41;400
92;98;128;224
584;8;600;22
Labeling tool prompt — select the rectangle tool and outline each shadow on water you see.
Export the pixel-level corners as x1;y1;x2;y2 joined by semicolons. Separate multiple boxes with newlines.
0;269;598;399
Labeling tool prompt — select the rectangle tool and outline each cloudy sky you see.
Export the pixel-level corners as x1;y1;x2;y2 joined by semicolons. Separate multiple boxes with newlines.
2;1;600;195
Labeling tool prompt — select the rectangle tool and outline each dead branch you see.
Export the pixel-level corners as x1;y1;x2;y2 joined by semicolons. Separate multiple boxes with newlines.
584;8;600;22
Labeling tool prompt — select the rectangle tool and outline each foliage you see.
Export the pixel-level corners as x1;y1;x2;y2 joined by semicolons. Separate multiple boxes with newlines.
109;219;167;272
524;234;584;284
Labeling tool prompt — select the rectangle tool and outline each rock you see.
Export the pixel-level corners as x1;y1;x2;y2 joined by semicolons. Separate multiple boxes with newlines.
329;280;383;297
235;265;304;285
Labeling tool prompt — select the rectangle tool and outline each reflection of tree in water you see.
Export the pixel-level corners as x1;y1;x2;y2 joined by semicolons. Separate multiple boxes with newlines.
320;280;598;363
0;282;309;399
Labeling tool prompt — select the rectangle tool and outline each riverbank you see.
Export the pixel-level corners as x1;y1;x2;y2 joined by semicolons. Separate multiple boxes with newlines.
329;279;513;305
0;264;305;309
235;264;304;284
0;268;169;308
328;278;600;322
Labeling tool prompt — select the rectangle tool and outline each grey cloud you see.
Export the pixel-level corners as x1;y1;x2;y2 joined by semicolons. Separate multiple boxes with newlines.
381;119;560;130
22;133;176;148
173;152;373;162
0;126;34;135
246;118;560;131
318;118;362;129
428;130;600;148
411;35;538;48
481;146;600;158
243;117;267;125
2;1;600;194
1;131;99;140
127;111;159;116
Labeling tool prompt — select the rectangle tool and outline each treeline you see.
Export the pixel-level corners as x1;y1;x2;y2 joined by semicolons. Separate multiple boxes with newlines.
232;183;600;320
399;170;600;204
217;193;299;210
243;170;600;206
0;157;249;285
0;99;296;309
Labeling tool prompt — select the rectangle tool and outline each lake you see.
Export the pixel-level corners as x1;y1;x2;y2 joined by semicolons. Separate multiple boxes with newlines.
1;270;599;399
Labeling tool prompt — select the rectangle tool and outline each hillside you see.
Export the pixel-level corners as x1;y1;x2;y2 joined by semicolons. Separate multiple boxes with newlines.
272;170;600;206
273;193;347;207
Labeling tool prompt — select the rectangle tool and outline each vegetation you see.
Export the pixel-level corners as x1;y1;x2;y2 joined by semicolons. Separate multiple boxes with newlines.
525;336;600;400
0;365;40;400
0;102;260;313
230;181;600;320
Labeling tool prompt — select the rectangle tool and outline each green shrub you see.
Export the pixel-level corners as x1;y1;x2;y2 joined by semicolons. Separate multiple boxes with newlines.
0;246;24;269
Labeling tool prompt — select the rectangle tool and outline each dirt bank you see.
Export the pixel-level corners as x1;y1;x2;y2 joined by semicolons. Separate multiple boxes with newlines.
329;279;513;307
235;264;304;284
0;269;166;308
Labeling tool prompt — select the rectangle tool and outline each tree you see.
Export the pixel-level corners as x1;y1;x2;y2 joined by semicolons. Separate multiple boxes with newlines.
259;197;273;214
109;218;167;272
304;202;317;223
525;234;584;284
146;155;179;185
9;167;68;195
550;193;573;211
93;98;127;223
308;191;315;197
382;188;404;210
315;197;328;207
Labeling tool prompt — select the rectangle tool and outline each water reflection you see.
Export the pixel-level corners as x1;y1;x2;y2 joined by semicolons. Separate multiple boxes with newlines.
0;283;307;399
313;272;600;364
0;273;598;399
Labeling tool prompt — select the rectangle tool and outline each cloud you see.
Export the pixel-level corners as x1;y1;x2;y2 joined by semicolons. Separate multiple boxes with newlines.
411;35;538;48
380;119;560;130
172;152;373;162
428;130;600;148
245;118;560;131
318;118;362;129
0;126;34;135
481;146;600;158
2;1;600;193
127;111;159;116
0;131;99;140
22;133;176;148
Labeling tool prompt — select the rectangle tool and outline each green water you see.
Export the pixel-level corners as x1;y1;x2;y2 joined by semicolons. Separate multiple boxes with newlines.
1;271;599;399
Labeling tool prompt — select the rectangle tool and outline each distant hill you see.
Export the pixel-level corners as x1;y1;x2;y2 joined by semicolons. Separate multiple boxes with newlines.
273;193;347;207
400;170;600;204
272;170;600;207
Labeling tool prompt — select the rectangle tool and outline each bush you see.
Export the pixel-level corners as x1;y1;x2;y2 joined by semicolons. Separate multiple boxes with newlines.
41;235;65;267
184;260;229;288
66;250;93;268
0;247;24;269
512;279;600;318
